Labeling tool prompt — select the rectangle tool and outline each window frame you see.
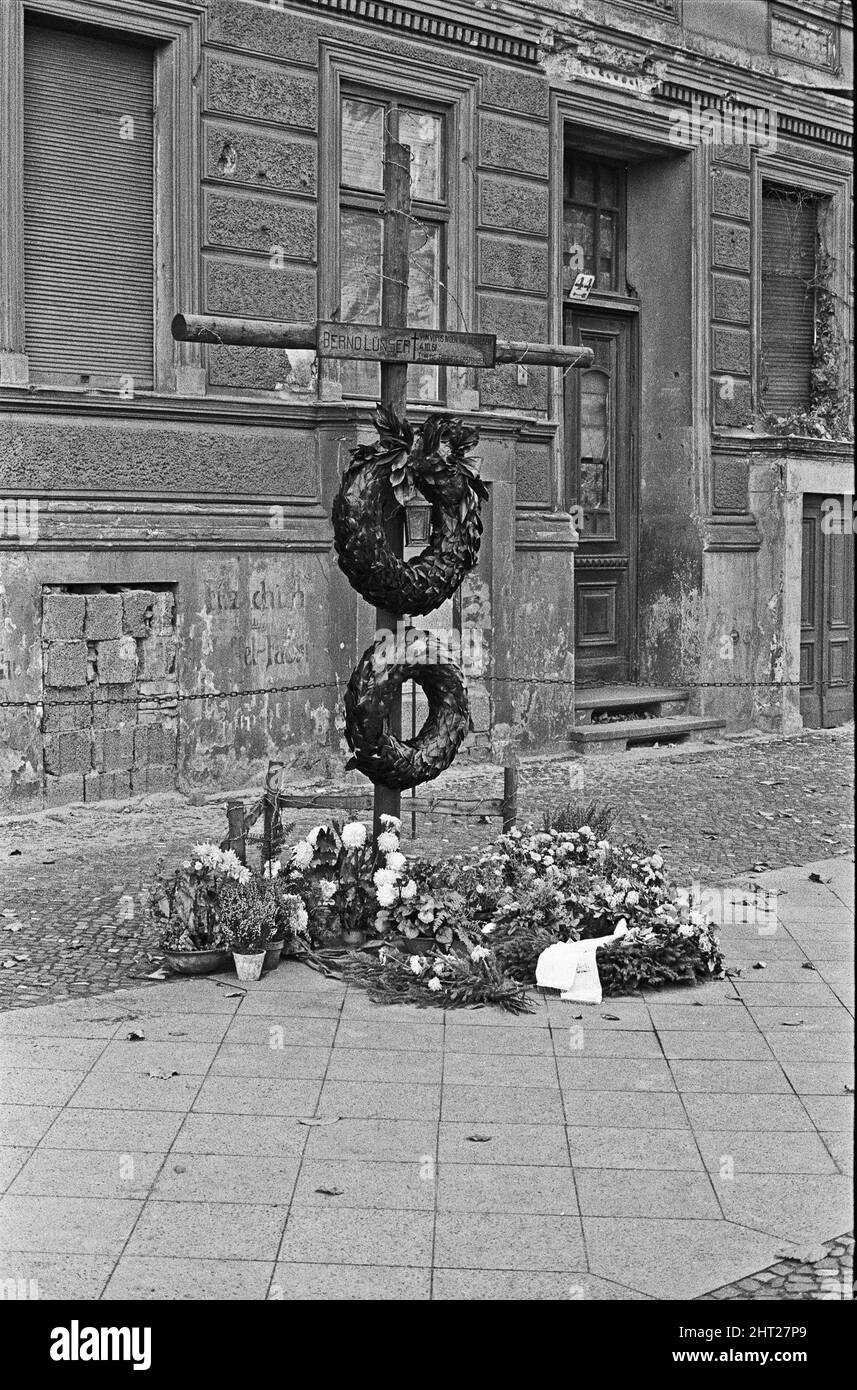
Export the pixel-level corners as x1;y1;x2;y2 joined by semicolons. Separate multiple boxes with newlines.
337;86;451;404
751;151;851;432
562;151;628;298
0;0;203;397
319;41;477;410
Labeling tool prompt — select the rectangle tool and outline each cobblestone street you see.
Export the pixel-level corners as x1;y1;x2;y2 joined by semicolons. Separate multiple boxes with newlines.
0;726;852;1011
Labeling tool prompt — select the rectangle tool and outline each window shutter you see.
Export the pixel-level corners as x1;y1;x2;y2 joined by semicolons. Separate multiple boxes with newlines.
761;187;817;415
23;24;155;388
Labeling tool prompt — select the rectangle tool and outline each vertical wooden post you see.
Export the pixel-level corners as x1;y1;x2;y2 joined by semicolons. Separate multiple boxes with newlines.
501;765;518;833
262;794;274;871
226;799;246;864
372;132;411;844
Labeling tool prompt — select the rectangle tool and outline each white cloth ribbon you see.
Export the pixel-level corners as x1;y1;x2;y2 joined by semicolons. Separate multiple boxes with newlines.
535;919;628;1005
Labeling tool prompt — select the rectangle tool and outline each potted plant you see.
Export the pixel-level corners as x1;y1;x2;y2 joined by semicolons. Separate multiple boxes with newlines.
149;843;249;975
220;879;277;982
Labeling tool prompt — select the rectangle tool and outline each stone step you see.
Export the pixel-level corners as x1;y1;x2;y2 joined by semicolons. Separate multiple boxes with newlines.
568;713;725;755
574;685;691;710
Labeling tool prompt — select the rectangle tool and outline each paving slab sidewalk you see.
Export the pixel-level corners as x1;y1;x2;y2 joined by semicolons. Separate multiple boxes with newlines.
0;857;852;1301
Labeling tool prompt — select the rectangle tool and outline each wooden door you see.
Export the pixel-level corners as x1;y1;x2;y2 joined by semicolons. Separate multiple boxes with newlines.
564;308;637;685
800;494;854;727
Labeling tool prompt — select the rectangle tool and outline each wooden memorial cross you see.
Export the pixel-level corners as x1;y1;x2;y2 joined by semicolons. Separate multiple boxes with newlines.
173;131;593;842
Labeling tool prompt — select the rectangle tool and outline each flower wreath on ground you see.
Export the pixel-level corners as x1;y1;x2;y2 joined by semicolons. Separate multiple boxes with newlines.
277;806;725;1012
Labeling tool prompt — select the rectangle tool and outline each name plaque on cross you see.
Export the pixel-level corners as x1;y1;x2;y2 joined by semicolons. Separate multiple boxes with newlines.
316;321;497;368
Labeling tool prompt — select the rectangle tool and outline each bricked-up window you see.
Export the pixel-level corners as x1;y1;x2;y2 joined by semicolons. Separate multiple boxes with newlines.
760;184;822;415
23;21;155;389
563;155;626;295
338;93;448;402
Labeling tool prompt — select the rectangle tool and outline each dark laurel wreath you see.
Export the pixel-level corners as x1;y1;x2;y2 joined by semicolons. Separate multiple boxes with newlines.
332;407;487;617
344;629;470;790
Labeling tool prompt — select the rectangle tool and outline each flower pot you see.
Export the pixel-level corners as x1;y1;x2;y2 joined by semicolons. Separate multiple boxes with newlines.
164;948;230;976
232;950;266;982
263;939;285;972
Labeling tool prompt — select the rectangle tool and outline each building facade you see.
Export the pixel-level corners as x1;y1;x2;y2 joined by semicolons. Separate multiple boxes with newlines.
0;0;853;809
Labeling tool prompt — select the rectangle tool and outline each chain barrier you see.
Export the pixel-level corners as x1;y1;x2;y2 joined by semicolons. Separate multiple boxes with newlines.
0;674;812;711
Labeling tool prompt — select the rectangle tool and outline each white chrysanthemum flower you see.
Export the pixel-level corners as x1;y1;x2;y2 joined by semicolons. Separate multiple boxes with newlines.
433;959;445;975
319;879;337;903
481;923;495;935
380;813;402;831
385;850;406;873
470;945;490;962
341;822;367;850
373;867;397;888
182;860;191;870
650;852;664;870
597;839;611;851
294;904;309;934
290;840;314;869
306;825;324;847
578;825;594;838
400;879;418;900
408;955;424;975
376;831;399;854
376;883;398;908
625;890;640;906
427;976;442;992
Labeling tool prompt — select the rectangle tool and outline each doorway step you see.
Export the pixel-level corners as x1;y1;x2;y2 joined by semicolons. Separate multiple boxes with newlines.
569;686;725;755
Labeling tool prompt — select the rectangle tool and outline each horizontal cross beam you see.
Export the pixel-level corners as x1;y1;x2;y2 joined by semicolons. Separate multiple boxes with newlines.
171;313;594;371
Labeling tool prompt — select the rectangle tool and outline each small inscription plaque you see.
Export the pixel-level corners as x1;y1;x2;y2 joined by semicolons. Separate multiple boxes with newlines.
317;322;496;367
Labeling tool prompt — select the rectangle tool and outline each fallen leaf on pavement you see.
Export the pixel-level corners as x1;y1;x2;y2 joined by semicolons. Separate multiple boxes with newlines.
127;1030;145;1041
297;1116;341;1127
315;1186;344;1196
467;1134;493;1143
600;1013;620;1021
147;1068;178;1080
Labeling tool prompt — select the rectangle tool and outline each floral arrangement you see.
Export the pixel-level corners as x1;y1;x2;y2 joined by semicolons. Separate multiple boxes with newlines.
340;941;532;1014
149;804;724;1008
149;842;251;952
261;860;310;946
337;815;723;1005
287;814;410;940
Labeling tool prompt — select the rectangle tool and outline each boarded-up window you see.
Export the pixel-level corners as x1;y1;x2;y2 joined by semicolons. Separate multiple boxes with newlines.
23;22;155;388
760;184;819;415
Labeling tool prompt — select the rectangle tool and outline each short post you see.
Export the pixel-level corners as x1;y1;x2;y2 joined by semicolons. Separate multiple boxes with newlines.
372;131;411;844
501;764;518;833
261;795;275;871
226;799;246;864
